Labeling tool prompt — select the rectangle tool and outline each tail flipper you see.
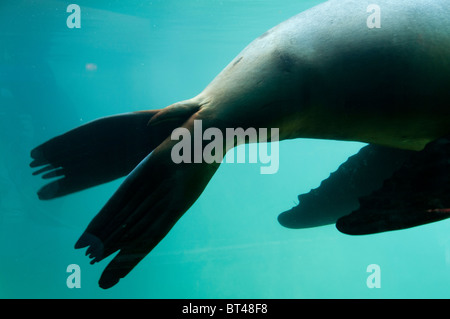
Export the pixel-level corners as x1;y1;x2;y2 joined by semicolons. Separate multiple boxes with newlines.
74;116;220;289
30;102;200;200
337;135;450;235
30;111;158;199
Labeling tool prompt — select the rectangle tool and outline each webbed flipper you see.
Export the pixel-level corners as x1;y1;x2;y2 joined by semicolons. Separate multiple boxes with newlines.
31;101;205;288
337;136;450;235
278;144;414;228
30;103;199;200
75;116;220;289
30;111;160;199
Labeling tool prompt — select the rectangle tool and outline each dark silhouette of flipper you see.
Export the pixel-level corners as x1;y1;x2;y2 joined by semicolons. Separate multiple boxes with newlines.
30;111;159;199
337;135;450;235
278;144;414;228
30;102;199;200
31;101;214;288
74;116;219;289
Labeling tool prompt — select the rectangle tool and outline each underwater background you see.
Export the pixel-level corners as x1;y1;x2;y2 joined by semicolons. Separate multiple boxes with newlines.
1;0;449;298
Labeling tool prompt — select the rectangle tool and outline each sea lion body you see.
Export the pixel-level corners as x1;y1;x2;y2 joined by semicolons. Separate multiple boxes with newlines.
31;0;450;288
189;0;450;150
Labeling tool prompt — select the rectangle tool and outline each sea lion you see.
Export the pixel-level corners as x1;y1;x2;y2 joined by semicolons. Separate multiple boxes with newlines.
31;0;450;288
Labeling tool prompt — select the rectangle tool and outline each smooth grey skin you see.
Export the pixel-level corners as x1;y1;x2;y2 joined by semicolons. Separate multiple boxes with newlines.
32;0;450;288
192;0;450;151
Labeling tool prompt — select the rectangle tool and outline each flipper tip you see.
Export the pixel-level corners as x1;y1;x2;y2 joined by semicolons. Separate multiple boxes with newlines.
37;182;60;200
99;275;120;289
75;233;105;263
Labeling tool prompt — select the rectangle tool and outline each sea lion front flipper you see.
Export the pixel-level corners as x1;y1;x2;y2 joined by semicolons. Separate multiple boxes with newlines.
336;136;450;235
278;144;414;228
74;117;220;289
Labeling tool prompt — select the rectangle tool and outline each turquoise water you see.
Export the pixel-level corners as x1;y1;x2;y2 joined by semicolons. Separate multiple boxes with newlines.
1;0;449;298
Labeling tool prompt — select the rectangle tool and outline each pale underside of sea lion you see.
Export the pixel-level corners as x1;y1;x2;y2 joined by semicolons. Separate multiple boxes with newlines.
30;0;450;288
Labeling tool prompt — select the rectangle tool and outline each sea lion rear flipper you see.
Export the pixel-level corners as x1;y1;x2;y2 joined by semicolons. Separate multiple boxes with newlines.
30;111;159;199
278;144;414;228
74;117;220;289
30;102;200;200
336;135;450;235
